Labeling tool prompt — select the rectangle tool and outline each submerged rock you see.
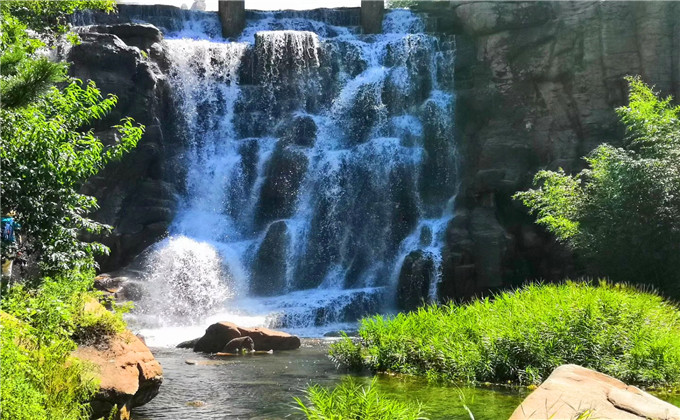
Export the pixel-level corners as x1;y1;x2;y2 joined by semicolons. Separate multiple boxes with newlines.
176;337;200;349
509;364;680;420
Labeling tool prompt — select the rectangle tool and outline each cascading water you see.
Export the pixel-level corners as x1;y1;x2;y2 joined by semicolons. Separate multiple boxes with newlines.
121;8;456;345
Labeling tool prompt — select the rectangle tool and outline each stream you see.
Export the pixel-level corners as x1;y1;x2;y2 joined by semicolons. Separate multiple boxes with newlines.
132;339;529;419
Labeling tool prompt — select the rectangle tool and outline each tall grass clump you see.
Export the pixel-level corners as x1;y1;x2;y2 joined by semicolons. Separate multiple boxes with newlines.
330;281;680;387
295;376;427;420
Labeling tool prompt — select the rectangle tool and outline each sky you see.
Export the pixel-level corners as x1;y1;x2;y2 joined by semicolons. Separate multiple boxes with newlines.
119;0;362;11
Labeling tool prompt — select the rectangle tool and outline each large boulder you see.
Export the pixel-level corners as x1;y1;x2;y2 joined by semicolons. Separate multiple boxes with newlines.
237;326;301;351
189;322;301;352
510;365;680;420
73;329;163;420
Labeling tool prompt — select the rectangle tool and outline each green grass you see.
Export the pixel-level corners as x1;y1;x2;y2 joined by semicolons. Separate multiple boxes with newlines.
330;281;680;387
295;376;427;420
0;270;129;420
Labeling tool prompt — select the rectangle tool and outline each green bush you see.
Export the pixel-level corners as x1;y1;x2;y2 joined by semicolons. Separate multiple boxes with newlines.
515;77;680;297
1;272;128;419
330;282;680;387
1;312;98;420
295;376;427;420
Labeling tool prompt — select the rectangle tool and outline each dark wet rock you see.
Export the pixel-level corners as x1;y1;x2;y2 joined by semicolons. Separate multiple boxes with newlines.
251;221;290;297
176;337;200;349
397;250;434;311
277;114;317;147
82;23;162;50
68;27;176;272
222;336;255;353
345;82;386;145
255;146;308;227
419;98;456;206
323;330;358;338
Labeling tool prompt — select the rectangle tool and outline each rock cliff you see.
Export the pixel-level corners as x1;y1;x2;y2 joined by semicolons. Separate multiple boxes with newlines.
415;1;680;299
68;23;180;272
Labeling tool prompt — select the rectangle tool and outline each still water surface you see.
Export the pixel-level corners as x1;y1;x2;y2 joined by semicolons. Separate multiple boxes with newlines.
132;339;528;419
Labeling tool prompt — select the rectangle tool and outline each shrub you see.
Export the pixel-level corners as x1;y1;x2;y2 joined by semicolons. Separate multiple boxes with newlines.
330;282;680;387
295;376;427;420
1;272;128;419
0;312;99;420
514;77;680;297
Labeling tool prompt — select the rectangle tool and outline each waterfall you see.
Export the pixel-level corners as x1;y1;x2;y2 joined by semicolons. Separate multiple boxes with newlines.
122;9;456;344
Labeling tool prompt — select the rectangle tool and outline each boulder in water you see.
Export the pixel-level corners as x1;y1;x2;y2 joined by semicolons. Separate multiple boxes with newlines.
73;329;163;420
396;250;434;311
509;364;680;420
237;326;301;351
191;322;301;353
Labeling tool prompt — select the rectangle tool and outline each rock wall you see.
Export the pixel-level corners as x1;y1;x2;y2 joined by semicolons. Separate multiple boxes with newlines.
416;1;680;300
68;24;180;271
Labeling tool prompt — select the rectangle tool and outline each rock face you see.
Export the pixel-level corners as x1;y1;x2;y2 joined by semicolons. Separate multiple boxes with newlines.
255;145;309;227
411;1;680;300
251;220;290;297
74;329;163;420
510;364;680;420
396;250;434;311
188;322;301;352
68;24;178;272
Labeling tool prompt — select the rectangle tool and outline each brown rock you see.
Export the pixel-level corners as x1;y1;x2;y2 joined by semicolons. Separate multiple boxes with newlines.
237;326;301;351
73;329;163;420
509;365;680;420
191;322;301;352
193;322;242;353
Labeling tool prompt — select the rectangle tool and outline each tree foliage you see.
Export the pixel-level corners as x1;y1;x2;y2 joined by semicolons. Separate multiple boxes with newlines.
515;77;680;296
0;0;143;275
